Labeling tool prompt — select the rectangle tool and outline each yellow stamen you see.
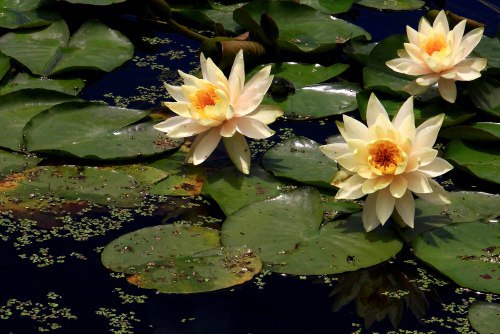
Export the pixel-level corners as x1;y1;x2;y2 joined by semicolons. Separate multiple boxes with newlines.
191;84;219;113
368;140;404;175
421;33;447;55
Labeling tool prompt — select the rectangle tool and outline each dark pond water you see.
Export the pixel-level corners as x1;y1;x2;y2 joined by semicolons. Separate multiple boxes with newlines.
1;1;499;333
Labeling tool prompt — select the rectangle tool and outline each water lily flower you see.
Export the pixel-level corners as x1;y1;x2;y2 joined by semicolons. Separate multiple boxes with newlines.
386;10;487;103
320;94;453;232
154;50;283;174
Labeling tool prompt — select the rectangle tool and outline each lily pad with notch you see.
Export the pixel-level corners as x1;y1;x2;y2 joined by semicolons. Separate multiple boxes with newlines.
221;187;403;275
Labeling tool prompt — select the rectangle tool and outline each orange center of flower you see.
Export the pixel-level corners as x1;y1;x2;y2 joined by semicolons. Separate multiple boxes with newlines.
368;140;404;175
421;34;447;55
192;85;219;112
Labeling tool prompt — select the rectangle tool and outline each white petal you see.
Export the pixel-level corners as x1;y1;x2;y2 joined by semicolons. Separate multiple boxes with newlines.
405;172;432;193
164;82;188;103
438;77;457;103
319;143;350;161
406;25;419;46
223;133;251;174
416;74;440;86
178;70;199;86
362;194;381;232
442;58;487;81
459;27;484;59
164;101;191;118
366;93;389;127
228;50;245;105
390;175;408;198
386;57;431;76
395;190;415;228
245;105;283;124
375;187;396;225
337;153;360;172
403;80;431;96
153;117;209;138
335;174;366;200
433;10;449;35
343;114;369;141
406;148;438;172
451;20;466;54
393;96;415;132
235;67;273;117
415;114;444;150
418;16;434;36
235;117;274;139
415;179;451;204
220;119;237;137
417;157;453;177
186;128;221;165
204;54;228;87
362;175;393;194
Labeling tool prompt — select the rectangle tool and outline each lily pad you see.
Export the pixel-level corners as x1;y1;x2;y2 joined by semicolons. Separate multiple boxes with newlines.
0;165;145;207
0;19;133;76
234;1;370;54
148;150;206;197
202;166;287;216
24;103;183;160
101;224;262;293
267;82;361;119
468;302;500;334
0;149;42;176
440;122;500;142
398;191;500;242
110;165;168;187
262;136;338;189
221;187;403;275
0;73;85;96
0;0;59;29
356;91;475;127
443;139;500;184
298;0;355;14
0;53;9;80
0;90;80;151
469;77;500;118
356;0;425;10
61;0;126;4
413;221;499;293
248;62;349;89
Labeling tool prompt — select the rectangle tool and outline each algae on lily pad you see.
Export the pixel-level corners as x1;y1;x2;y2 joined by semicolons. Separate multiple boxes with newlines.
262;136;338;189
413;221;499;293
102;224;262;294
221;187;403;275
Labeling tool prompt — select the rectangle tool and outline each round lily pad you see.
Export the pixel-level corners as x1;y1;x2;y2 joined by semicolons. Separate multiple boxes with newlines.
413;221;499;293
202;166;287;216
0;73;85;96
102;224;262;293
468;301;500;334
262;136;338;189
443;139;500;184
0;19;133;76
221;187;403;275
24;102;183;160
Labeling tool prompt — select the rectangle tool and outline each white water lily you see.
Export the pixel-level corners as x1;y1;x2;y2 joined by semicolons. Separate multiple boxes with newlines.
320;93;453;232
386;10;487;103
154;50;283;174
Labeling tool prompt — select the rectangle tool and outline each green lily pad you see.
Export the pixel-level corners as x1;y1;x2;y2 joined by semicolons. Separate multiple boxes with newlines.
298;0;355;14
102;224;262;294
110;165;168;187
202;166;287;216
474;36;500;73
0;19;133;76
221;187;403;275
0;73;85;96
0;53;9;80
344;40;377;66
267;82;361;119
174;3;244;33
248;62;349;89
0;149;42;176
440;122;500;142
469;77;500;118
413;221;499;293
356;0;425;10
0;165;144;207
356;91;475;127
398;191;500;242
468;302;500;334
262;136;338;189
148;150;207;197
443;139;500;184
0;90;80;151
24;102;183;160
0;0;59;29
61;0;126;4
234;1;370;54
